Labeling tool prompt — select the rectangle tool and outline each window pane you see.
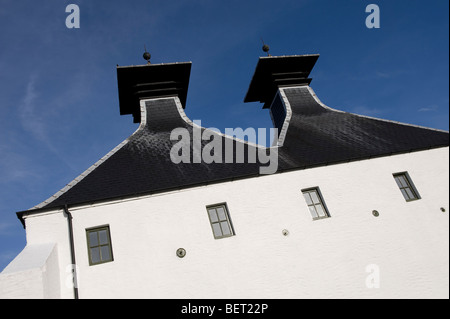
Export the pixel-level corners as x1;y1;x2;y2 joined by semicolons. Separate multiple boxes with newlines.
98;230;108;245
394;176;403;188
208;209;218;223
303;193;313;205
405;188;415;200
316;204;327;218
309;206;319;219
212;223;222;238
100;246;111;262
216;206;226;221
310;191;320;204
90;247;100;264
89;232;98;247
400;188;409;201
398;175;409;188
220;221;231;236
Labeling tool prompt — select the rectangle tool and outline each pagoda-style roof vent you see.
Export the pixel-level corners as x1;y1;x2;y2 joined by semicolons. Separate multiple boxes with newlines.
244;54;319;108
117;62;191;123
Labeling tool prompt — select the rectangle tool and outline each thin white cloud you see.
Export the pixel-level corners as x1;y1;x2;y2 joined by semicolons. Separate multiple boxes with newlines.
18;74;68;162
0;122;42;184
376;71;391;79
0;222;13;235
352;106;383;117
0;156;40;183
418;105;438;112
19;74;48;144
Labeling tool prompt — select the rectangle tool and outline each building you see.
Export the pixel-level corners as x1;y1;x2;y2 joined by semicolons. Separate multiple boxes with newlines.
0;54;448;299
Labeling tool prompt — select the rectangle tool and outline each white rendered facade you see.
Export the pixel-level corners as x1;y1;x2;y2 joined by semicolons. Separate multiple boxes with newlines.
1;145;448;299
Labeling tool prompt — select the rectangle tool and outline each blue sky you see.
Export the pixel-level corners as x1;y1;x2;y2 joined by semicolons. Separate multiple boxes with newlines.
0;0;448;271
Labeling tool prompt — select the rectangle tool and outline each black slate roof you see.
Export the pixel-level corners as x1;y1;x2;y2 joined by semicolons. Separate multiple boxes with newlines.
37;98;262;210
19;55;449;220
277;87;448;168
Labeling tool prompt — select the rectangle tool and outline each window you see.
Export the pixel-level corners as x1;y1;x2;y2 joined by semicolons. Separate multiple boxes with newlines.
86;226;113;266
207;204;235;239
302;188;330;220
393;172;420;202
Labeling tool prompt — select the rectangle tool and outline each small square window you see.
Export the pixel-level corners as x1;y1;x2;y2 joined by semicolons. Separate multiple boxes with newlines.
393;172;420;202
302;188;330;220
207;204;235;239
86;226;113;266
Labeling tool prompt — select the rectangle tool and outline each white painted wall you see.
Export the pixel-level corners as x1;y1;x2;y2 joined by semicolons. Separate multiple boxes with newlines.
3;146;447;299
0;243;60;299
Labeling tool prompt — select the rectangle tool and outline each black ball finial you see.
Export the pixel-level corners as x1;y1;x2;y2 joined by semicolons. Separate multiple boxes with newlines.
261;38;271;56
143;51;151;63
143;45;151;64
